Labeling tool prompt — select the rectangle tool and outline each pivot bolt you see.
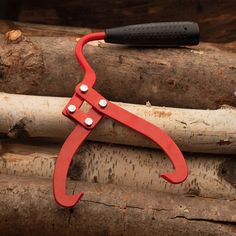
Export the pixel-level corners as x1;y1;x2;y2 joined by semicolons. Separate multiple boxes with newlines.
84;117;93;126
99;99;108;108
68;104;76;113
80;84;88;93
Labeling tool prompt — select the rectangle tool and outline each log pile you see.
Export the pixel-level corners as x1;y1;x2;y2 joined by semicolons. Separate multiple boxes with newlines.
0;3;236;234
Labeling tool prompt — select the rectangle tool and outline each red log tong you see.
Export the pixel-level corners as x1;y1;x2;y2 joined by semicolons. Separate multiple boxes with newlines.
53;22;200;208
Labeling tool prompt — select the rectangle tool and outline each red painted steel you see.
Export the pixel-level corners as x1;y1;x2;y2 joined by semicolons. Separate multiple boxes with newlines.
53;32;188;208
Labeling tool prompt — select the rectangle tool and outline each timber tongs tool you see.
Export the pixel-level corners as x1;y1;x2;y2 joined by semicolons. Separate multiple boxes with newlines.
53;22;200;208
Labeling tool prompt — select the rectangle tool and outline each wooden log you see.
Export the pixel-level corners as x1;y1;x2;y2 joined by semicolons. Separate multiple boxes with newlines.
0;141;235;200
0;93;235;154
0;20;235;52
0;33;235;109
0;174;235;236
6;0;236;43
0;20;95;37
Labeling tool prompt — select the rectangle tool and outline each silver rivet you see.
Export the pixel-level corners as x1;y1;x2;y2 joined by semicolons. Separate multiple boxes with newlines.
79;84;88;93
68;104;76;113
84;117;93;126
99;99;108;108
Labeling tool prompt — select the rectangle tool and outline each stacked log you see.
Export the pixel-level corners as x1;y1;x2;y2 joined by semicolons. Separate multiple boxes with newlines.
0;31;235;109
0;141;235;200
0;174;235;236
0;93;235;154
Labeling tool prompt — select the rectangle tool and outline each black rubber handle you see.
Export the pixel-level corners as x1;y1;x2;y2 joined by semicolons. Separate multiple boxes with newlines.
105;22;199;46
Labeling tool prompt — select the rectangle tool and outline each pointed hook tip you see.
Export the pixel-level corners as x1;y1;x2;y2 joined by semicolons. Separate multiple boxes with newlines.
54;192;84;208
160;171;188;184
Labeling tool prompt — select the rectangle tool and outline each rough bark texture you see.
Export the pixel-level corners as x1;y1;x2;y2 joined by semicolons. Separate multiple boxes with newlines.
0;141;235;200
0;174;235;236
0;93;236;154
4;0;236;43
0;33;235;109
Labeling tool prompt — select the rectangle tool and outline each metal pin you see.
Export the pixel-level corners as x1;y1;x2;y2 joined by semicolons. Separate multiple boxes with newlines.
79;84;88;93
98;99;108;108
68;104;76;113
84;117;93;126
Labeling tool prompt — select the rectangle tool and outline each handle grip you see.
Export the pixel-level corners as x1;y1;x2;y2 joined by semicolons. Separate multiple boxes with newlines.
105;22;199;46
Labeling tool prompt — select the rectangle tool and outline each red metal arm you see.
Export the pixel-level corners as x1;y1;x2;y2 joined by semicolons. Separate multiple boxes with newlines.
76;86;188;184
75;32;105;87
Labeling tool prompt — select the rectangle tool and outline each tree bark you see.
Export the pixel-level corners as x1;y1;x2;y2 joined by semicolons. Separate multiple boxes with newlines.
0;93;235;154
0;141;235;200
6;0;236;43
0;33;235;109
0;174;235;236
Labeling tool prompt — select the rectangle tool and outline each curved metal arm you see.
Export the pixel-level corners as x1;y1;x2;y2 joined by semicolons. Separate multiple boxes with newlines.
75;32;105;87
53;125;88;207
76;85;188;184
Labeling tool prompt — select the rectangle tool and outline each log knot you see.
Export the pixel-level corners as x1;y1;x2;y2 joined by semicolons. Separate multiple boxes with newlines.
219;159;236;187
4;30;22;44
0;34;45;93
7;118;31;139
